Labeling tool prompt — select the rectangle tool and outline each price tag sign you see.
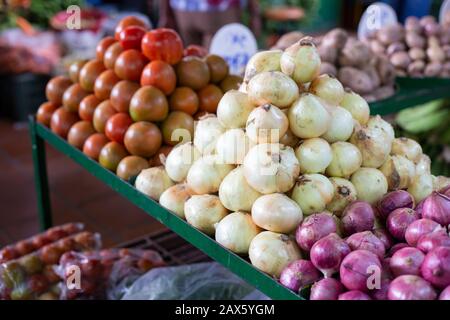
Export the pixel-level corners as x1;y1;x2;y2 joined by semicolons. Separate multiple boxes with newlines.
209;23;258;76
439;0;450;24
358;2;398;40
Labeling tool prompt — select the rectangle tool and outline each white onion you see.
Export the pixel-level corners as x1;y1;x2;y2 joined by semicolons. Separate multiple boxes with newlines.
367;115;395;142
321;106;354;143
186;155;234;194
391;137;423;162
379;155;416;190
309;74;345;105
249;231;302;277
288;93;331;138
246;104;289;143
408;173;434;203
159;183;193;219
215;129;254;165
243;143;300;194
415;154;431;176
219;167;262;212
193;115;225;155
165;142;201;182
291;174;334;215
326;142;362;178
295;138;332;174
215;212;261;254
247;71;299;108
280;37;321;84
135;166;174;201
279;128;300;147
184;195;228;235
217;90;256;129
243;50;282;83
251;193;303;233
340;90;370;125
350;167;388;205
326;177;358;216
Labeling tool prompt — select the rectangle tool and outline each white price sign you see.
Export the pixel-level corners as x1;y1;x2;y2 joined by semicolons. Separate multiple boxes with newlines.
209;23;258;76
358;2;398;40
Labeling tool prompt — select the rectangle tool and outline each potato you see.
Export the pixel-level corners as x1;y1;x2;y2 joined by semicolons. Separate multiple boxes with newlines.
424;62;441;77
362;94;376;103
376;24;404;45
443;45;450;59
364;65;381;89
244;50;282;84
373;86;395;101
409;47;425;60
405;16;422;33
390;52;411;69
427;45;445;62
420;15;436;27
370;40;385;55
319;62;337;77
338;38;371;67
376;56;396;85
396;68;408;77
338;67;374;94
321;28;348;50
424;21;441;37
408;60;425;76
386;42;406;56
318;43;338;63
440;33;450;46
273;31;304;50
406;32;426;48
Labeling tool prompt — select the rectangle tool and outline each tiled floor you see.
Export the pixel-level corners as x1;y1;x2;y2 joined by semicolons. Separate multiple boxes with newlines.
0;120;165;248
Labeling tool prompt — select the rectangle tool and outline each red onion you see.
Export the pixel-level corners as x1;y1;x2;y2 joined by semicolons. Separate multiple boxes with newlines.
387;208;419;241
346;231;385;259
390;247;425;277
405;218;444;246
279;259;321;292
417;231;450;253
388;275;437;300
439;285;450;300
309;278;345;300
340;249;381;292
295;212;337;251
341;201;375;236
373;228;394;250
422;192;450;226
388;243;410;257
377;190;415;220
415;200;424;217
338;290;372;300
381;257;393;280
371;278;391;300
421;246;450;289
310;233;350;277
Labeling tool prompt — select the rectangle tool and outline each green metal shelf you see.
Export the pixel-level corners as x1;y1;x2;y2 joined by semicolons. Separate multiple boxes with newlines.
28;117;301;300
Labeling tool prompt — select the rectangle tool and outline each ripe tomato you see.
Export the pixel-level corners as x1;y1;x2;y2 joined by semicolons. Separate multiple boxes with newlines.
169;87;199;115
114;49;148;82
184;44;208;58
105;113;133;144
93;100;117;133
129;86;168;122
198;84;223;113
119;25;146;50
83;133;109;160
176;56;210;90
161;111;194;145
205;54;229;83
141;28;184;65
116;156;149;181
62;83;89;112
46;76;72;105
50;107;79;138
68;60;87;83
40;246;62;265
79;59;106;92
94;69;120;100
124;121;162;157
149;145;173;167
114;16;148;40
110;80;140;113
103;42;124;69
36;101;59;127
67;121;96;149
99;141;128;171
96;36;116;61
79;94;101;121
220;74;242;92
140;60;176;95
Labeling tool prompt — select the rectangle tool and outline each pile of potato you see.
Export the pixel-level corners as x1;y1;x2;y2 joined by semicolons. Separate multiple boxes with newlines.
366;15;450;78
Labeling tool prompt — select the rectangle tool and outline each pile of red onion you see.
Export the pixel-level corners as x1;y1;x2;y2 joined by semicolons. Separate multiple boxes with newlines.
280;187;450;300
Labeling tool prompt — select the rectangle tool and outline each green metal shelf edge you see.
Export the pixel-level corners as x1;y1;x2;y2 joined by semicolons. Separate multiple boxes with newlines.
29;118;301;301
370;77;450;115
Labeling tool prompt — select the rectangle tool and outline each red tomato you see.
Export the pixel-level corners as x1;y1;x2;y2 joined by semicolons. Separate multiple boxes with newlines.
79;59;106;92
94;69;120;100
83;133;110;160
96;37;116;61
46;76;72;105
141;29;184;65
79;94;101;121
67;121;96;149
140;61;176;95
110;80;140;113
114;49;148;81
103;42;124;69
184;45;208;58
37;101;59;127
105;113;133;144
114;16;148;40
50;107;80;138
119;25;146;50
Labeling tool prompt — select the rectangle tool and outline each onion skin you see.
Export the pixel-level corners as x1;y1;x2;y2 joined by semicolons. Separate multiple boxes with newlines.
416;230;450;253
340;250;381;292
341;201;375;236
421;246;450;289
390;247;425;277
373;228;394;251
422;192;450;226
405;218;444;247
371;278;391;300
338;290;372;300
388;275;437;300
326;178;358;216
295;212;337;251
439;285;450;300
279;260;321;292
387;208;419;241
346;231;386;259
377;190;415;220
310;233;350;277
310;278;345;300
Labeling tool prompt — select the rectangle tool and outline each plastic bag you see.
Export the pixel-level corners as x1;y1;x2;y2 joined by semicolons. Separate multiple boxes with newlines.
122;262;269;300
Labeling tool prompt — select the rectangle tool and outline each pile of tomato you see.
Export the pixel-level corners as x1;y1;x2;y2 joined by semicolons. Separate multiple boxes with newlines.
36;16;242;180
